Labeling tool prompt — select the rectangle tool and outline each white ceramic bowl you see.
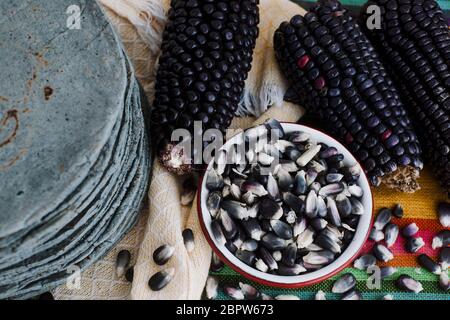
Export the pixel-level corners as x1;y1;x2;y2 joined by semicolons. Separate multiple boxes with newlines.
198;123;373;288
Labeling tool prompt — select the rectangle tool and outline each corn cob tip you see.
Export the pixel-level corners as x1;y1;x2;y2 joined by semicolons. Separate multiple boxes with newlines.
150;0;260;172
361;0;449;197
159;143;193;176
380;166;421;194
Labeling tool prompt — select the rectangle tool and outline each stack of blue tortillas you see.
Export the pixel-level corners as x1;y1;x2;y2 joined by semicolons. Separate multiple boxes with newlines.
0;0;151;299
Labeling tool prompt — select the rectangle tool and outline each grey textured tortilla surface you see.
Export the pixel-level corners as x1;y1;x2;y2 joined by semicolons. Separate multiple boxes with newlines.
0;81;150;299
0;0;128;239
0;55;136;264
0;0;151;299
0;58;134;270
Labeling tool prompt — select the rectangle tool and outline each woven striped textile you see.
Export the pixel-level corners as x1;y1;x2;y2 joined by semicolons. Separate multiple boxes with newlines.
208;0;450;301
210;169;449;300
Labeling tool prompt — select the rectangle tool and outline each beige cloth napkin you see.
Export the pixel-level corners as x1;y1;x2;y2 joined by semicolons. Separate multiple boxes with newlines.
238;0;307;116
54;0;306;300
131;103;304;300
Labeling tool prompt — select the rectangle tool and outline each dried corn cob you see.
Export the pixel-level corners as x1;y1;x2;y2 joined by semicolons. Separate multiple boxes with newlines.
361;0;450;197
151;0;259;174
274;0;423;192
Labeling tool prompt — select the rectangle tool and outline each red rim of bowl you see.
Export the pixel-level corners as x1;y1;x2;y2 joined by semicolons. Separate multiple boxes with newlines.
197;122;374;288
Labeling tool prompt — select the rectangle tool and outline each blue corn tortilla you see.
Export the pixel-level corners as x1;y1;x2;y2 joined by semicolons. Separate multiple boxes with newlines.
0;0;150;299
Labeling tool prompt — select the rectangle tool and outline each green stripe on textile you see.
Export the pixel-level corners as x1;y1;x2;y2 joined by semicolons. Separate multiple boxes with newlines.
209;266;449;300
215;291;450;300
212;265;442;281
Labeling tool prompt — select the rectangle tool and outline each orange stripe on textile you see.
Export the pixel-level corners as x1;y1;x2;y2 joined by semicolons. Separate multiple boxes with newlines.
372;168;447;220
394;218;443;230
374;256;431;268
356;168;448;270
